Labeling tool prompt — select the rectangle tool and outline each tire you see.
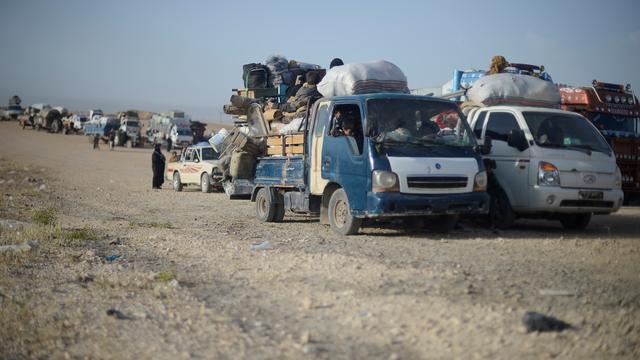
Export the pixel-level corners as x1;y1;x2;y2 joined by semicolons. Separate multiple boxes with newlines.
488;188;516;229
328;189;361;235
424;215;459;233
51;119;62;133
172;172;183;192
200;173;212;193
255;188;277;222
560;213;591;230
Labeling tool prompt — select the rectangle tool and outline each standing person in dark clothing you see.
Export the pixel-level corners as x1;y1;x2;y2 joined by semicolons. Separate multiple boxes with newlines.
109;131;115;150
166;136;173;152
151;144;166;189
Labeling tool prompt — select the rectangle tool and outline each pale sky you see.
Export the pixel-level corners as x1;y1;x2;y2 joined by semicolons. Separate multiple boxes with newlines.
1;0;639;122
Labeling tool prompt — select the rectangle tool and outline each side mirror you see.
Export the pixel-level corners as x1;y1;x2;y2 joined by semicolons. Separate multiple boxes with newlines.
479;135;492;155
507;129;528;152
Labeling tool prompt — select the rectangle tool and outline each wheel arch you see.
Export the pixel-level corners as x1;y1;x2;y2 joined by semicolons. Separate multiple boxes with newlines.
320;182;342;225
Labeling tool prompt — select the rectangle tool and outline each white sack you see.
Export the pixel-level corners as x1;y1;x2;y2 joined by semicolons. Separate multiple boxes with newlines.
317;60;409;97
467;73;560;108
279;117;305;134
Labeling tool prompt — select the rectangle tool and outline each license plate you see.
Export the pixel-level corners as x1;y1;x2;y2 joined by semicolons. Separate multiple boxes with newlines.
579;191;603;200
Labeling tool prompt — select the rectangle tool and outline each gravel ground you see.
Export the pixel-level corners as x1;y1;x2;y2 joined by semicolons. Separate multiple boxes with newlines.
0;122;639;359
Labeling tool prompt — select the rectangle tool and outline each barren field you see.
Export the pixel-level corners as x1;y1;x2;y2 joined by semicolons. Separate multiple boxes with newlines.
1;121;639;359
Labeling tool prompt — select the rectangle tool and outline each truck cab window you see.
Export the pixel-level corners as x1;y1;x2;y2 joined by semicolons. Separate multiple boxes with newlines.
473;111;487;139
332;104;363;155
485;112;519;142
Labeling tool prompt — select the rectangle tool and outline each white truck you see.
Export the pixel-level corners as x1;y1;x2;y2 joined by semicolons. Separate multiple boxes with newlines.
147;110;194;148
467;105;624;229
113;111;143;147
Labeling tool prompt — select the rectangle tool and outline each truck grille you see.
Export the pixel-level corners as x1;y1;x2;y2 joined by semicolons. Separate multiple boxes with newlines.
407;176;468;189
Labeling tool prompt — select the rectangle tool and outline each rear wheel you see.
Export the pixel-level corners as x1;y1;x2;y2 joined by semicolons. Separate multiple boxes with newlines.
51;119;62;133
201;173;212;193
560;213;591;230
255;188;277;222
172;172;183;192
328;189;361;235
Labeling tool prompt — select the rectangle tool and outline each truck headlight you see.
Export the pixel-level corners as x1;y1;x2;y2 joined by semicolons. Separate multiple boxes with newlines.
538;161;561;186
372;170;399;192
473;171;487;192
615;166;622;189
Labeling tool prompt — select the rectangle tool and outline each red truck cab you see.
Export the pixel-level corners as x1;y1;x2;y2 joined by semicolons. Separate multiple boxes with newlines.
560;81;640;202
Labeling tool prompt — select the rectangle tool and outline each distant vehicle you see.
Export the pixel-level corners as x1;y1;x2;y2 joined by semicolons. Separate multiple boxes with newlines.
1;95;23;121
28;103;64;133
84;115;120;142
113;111;143;148
467;105;624;229
62;114;88;134
166;143;223;193
147;110;194;148
559;81;640;202
89;109;103;122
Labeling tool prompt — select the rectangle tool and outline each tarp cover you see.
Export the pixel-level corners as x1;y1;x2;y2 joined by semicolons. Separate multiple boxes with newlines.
467;73;560;108
317;60;409;97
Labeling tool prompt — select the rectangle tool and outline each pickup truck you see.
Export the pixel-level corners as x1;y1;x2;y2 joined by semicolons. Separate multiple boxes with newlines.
250;93;491;235
467;105;624;229
166;143;223;193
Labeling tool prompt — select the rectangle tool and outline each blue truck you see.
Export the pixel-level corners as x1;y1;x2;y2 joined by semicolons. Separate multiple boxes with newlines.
250;93;491;235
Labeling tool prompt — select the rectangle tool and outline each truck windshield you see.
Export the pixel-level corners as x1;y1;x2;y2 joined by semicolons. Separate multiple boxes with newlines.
126;120;139;126
523;112;612;155
177;129;191;136
589;113;638;133
201;147;218;160
366;98;475;147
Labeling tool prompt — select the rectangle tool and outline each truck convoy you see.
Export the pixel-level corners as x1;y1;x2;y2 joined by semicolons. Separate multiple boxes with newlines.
147;110;194;148
559;81;640;201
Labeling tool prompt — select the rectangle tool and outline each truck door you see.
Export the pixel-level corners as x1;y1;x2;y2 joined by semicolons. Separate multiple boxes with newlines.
182;148;197;183
310;102;330;195
321;103;367;211
483;111;531;208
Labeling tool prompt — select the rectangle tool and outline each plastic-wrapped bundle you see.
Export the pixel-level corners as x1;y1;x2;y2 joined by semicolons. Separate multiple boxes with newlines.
467;73;560;108
317;60;409;97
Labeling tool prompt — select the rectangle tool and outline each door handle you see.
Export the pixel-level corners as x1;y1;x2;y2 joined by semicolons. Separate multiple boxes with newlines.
323;157;331;167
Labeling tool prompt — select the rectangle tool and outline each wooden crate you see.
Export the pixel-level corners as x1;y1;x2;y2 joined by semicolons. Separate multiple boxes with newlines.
267;133;305;156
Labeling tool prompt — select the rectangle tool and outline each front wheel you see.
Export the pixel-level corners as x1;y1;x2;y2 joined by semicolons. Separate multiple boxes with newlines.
328;189;361;235
560;213;591;230
172;172;183;192
201;173;212;193
488;188;516;229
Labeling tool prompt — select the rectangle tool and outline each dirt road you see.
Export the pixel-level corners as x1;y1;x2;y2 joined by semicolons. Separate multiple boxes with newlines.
1;122;639;359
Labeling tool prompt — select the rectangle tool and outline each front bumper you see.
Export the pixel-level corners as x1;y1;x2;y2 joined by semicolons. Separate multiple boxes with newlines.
360;191;489;218
524;186;624;214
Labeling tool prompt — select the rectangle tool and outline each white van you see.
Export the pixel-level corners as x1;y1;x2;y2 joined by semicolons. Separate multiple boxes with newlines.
467;106;624;229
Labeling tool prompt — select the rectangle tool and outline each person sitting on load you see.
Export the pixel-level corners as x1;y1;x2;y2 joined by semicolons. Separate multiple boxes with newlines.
269;71;322;113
